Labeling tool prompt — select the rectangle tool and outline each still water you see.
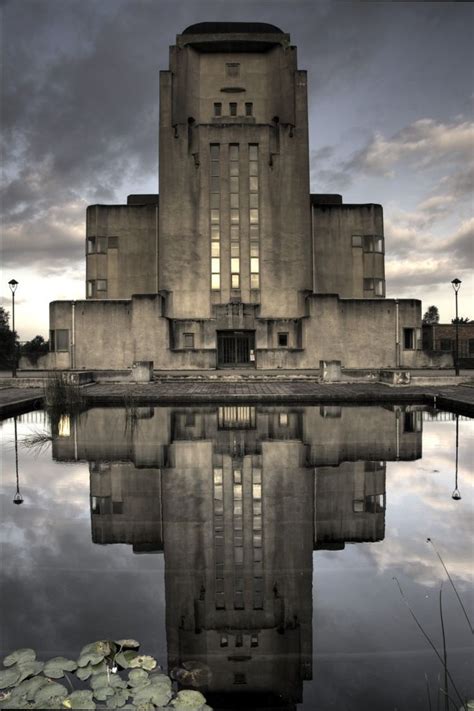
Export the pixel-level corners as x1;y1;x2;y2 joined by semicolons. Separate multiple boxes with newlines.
1;405;473;710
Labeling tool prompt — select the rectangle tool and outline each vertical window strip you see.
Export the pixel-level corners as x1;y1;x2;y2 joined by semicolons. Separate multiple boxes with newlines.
213;466;225;609
233;465;244;609
252;466;263;609
249;144;260;289
229;144;240;289
210;145;221;290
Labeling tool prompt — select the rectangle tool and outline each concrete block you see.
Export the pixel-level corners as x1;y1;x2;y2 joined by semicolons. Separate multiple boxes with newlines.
379;370;411;385
132;361;154;382
320;360;341;382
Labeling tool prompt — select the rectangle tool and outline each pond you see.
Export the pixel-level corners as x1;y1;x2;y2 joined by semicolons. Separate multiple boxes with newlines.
1;404;473;710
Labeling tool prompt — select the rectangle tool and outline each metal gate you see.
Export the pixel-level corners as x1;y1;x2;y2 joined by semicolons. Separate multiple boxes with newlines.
217;331;255;368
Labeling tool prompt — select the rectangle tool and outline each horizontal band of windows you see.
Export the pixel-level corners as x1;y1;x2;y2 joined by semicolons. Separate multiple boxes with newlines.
363;278;384;295
87;236;118;253
352;234;384;252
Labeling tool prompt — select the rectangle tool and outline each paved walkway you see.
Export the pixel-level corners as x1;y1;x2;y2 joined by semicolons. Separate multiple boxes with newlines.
1;381;473;417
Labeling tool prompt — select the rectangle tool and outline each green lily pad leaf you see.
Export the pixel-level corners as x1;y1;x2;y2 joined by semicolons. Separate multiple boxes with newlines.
34;682;68;706
3;649;36;668
132;683;172;707
43;657;77;679
75;660;106;681
90;672;126;691
93;686;115;702
128;656;157;672
80;641;113;659
15;661;44;685
0;667;21;689
77;653;104;668
62;690;96;710
115;651;139;670
105;690;129;708
172;689;207;710
127;669;149;688
9;675;49;702
115;640;140;651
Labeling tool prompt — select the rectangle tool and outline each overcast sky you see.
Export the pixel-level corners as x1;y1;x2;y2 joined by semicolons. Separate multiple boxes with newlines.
1;0;473;341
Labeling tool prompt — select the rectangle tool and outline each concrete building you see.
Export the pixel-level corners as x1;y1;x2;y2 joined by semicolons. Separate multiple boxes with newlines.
48;23;425;371
52;403;422;709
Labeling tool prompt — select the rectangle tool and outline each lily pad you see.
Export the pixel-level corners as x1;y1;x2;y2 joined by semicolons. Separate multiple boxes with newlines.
80;641;114;659
15;661;44;685
3;649;36;668
34;682;68;706
105;690;129;708
115;640;140;651
92;686;115;702
77;653;104;668
8;675;49;702
43;657;77;679
115;650;139;670
128;669;149;688
0;667;21;689
128;655;157;672
75;660;106;681
132;683;172;707
172;689;207;710
90;672;126;691
62;690;96;709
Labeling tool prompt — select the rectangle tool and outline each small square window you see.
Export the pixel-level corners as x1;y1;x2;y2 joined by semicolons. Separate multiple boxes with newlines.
245;102;253;116
96;279;107;291
226;62;240;78
56;329;69;352
352;235;362;248
112;501;123;514
229;102;237;116
214;102;222;117
184;333;194;349
108;236;118;249
278;332;288;347
353;499;364;513
363;278;374;291
250;273;260;289
403;328;415;350
440;338;453;352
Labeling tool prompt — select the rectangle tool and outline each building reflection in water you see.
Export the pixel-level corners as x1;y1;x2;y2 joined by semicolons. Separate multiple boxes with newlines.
52;404;423;710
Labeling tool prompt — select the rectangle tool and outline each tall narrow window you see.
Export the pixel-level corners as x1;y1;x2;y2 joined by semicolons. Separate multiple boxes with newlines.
229;102;237;116
210;145;221;290
245;102;253;116
214;103;222;117
249;144;260;289
229;144;240;289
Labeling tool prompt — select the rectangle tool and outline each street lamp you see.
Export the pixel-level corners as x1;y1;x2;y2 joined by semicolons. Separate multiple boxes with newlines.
452;414;461;501
451;278;461;377
12;416;24;505
8;279;19;378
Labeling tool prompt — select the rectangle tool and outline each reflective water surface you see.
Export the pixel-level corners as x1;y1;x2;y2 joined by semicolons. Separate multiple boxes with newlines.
1;405;473;710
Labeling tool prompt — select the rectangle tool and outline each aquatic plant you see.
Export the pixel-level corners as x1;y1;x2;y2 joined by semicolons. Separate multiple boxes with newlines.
43;373;85;416
0;640;211;710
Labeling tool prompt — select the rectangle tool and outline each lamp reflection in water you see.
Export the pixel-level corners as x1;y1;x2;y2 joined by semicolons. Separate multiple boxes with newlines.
12;416;24;505
452;414;461;501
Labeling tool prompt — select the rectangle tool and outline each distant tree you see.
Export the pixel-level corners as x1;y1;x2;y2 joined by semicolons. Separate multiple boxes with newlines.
20;335;49;364
0;306;17;369
422;305;440;325
451;317;470;324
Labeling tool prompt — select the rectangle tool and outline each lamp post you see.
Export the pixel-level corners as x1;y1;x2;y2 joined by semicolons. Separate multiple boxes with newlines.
8;279;19;378
452;414;461;501
451;278;461;376
12;416;24;505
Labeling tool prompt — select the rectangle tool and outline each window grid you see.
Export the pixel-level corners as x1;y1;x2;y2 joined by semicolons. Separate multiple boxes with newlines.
233;465;244;609
249;145;260;289
229;144;240;289
252;466;263;609
213;466;225;609
210;145;221;290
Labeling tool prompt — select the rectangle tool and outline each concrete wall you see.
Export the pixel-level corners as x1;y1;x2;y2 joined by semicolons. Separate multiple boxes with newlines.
86;204;158;299
312;202;385;298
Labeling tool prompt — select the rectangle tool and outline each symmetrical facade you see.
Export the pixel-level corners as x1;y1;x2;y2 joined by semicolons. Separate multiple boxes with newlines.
49;23;425;370
52;403;423;707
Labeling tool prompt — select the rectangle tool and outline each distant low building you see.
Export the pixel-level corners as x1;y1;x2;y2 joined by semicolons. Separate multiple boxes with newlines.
423;323;474;367
46;23;433;371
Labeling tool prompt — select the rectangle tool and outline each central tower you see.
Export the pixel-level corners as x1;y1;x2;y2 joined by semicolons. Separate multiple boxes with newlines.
158;22;312;319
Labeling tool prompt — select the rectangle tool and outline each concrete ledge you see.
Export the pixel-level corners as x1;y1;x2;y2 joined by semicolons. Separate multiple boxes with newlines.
380;370;411;386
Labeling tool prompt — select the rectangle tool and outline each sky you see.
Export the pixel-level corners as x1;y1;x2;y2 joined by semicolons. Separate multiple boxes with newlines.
1;0;473;341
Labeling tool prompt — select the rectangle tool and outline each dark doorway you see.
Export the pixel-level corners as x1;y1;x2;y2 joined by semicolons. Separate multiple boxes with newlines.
217;331;255;368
